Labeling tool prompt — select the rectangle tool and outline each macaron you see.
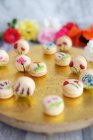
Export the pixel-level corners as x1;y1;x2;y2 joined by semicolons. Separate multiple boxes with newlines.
55;52;71;66
0;80;13;99
56;35;72;51
14;76;35;97
43;42;57;54
63;79;83;98
0;50;9;66
80;69;93;89
15;54;31;72
69;55;87;74
28;62;47;77
43;95;64;116
14;39;30;54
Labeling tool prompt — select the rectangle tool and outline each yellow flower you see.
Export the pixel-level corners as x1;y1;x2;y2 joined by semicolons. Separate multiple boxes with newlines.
15;19;39;41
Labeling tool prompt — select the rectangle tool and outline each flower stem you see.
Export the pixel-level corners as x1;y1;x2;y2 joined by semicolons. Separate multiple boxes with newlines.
22;64;25;74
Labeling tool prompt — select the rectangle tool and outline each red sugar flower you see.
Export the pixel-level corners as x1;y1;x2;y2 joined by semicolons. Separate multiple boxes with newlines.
80;64;85;69
63;81;69;86
69;61;74;67
74;80;79;83
4;28;21;44
21;47;25;51
14;43;18;49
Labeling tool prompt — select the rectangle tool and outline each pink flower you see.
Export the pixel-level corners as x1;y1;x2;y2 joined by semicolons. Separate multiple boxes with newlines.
17;57;26;65
55;28;68;40
38;28;55;44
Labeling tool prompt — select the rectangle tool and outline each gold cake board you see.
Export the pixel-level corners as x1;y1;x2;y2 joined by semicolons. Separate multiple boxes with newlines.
0;46;93;134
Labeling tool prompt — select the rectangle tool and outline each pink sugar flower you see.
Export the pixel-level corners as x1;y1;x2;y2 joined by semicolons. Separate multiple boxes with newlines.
55;27;68;41
38;28;55;44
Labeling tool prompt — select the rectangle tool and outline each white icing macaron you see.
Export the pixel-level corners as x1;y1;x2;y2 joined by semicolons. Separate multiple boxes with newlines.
28;62;47;77
43;95;64;116
63;79;83;98
15;54;31;72
43;42;57;54
56;35;72;51
0;80;13;99
0;50;9;66
14;76;35;97
55;52;71;66
69;55;87;74
14;39;30;54
80;69;93;89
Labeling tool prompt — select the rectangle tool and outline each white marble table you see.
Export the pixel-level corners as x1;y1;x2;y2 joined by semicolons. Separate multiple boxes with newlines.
0;0;93;139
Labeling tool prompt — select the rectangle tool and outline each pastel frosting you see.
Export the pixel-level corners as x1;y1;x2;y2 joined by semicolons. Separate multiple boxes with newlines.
0;80;13;99
43;95;64;116
29;62;47;74
0;50;9;66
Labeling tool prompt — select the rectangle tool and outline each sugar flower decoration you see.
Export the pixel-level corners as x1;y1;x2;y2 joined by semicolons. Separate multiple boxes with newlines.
15;19;39;41
38;27;55;44
4;28;21;44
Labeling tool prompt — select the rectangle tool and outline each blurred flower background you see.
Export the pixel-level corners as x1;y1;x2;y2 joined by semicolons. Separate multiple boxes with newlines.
0;0;93;50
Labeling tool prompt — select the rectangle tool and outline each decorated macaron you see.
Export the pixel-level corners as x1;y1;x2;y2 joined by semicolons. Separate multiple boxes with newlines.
0;80;13;99
14;39;30;54
43;95;64;116
0;50;9;66
43;42;57;54
55;52;71;66
69;56;87;74
63;79;83;98
15;54;31;72
56;35;72;51
28;61;47;77
80;69;93;89
14;76;35;97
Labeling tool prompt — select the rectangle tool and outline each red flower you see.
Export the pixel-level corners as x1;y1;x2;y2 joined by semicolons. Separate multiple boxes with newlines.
63;22;78;30
4;28;21;44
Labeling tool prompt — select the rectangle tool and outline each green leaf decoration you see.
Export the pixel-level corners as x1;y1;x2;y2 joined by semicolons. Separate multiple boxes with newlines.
7;18;17;28
49;101;62;109
61;55;69;61
12;18;17;24
0;32;3;40
34;65;44;72
6;86;11;89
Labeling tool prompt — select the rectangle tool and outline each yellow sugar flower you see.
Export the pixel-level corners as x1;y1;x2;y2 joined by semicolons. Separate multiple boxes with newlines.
15;19;39;41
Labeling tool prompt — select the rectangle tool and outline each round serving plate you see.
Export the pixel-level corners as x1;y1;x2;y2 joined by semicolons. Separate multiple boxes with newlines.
0;46;93;134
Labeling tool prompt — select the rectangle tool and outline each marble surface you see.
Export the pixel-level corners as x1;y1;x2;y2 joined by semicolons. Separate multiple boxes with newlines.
0;0;93;139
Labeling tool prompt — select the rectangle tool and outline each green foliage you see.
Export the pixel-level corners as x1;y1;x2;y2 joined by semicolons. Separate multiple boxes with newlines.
7;18;17;28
